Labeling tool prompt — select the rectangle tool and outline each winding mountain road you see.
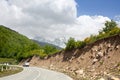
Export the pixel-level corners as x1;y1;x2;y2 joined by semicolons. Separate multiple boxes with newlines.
0;67;72;80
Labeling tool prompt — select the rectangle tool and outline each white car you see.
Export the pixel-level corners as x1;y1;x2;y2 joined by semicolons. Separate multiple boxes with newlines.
23;62;29;67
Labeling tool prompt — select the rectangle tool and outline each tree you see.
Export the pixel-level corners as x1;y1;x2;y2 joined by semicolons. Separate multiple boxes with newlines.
65;37;76;50
103;20;117;33
43;45;58;54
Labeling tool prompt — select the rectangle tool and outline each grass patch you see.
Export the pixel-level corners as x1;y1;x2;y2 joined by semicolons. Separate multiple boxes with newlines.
0;66;23;77
0;58;17;64
0;58;23;77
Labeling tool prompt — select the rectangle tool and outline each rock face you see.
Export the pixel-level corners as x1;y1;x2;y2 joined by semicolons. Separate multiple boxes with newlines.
29;34;120;80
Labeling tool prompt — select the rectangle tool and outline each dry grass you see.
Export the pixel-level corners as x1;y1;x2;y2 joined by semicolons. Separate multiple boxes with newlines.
0;67;23;77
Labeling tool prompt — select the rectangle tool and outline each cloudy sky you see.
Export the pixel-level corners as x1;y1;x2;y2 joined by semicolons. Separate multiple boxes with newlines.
0;0;120;47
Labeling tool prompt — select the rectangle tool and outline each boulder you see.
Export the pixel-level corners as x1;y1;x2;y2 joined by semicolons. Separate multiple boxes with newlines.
93;58;98;62
115;45;119;49
92;58;98;65
110;76;120;80
98;78;105;80
44;56;48;59
97;51;104;57
108;43;111;48
75;69;84;75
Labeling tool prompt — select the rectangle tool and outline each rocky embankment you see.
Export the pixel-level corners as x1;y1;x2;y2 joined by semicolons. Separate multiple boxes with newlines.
28;34;120;80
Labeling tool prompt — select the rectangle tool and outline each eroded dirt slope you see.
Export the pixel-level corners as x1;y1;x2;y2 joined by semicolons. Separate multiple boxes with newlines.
29;34;120;80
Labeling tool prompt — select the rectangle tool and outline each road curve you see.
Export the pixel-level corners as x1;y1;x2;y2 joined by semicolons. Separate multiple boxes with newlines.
0;67;73;80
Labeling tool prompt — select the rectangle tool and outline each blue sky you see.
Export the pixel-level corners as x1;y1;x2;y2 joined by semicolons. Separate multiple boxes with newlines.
76;0;120;18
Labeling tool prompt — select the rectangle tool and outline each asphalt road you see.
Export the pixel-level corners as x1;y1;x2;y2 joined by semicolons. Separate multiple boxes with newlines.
0;67;73;80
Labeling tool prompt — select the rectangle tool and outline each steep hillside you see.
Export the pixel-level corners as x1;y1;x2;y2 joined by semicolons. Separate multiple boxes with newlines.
29;34;120;80
0;25;40;60
0;25;60;61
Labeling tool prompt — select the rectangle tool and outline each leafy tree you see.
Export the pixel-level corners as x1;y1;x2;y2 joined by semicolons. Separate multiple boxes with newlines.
102;20;117;33
108;27;120;35
43;45;58;54
65;37;76;50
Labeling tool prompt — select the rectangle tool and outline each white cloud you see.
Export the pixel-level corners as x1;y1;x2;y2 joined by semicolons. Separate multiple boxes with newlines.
0;0;115;47
114;15;120;27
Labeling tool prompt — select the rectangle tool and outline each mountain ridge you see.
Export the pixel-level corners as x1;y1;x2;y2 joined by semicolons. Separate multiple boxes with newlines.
33;36;66;48
32;39;62;50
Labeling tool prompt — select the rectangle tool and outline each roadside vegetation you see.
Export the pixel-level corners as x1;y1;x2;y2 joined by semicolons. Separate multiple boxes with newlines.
0;20;120;62
65;20;120;50
23;45;59;59
0;58;23;77
0;58;17;64
0;65;23;77
0;25;59;61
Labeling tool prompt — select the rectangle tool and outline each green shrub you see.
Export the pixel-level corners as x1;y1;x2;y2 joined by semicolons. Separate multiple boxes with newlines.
103;20;117;33
65;37;76;50
75;41;86;48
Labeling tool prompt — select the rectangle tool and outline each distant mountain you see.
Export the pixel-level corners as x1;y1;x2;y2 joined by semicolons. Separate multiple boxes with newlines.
33;36;66;48
32;39;62;50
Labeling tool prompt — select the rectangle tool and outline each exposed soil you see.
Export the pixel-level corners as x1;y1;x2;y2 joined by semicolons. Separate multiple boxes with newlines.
23;34;120;80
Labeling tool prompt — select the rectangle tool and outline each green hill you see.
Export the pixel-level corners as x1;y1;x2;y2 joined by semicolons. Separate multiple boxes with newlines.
0;25;59;61
0;25;40;61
